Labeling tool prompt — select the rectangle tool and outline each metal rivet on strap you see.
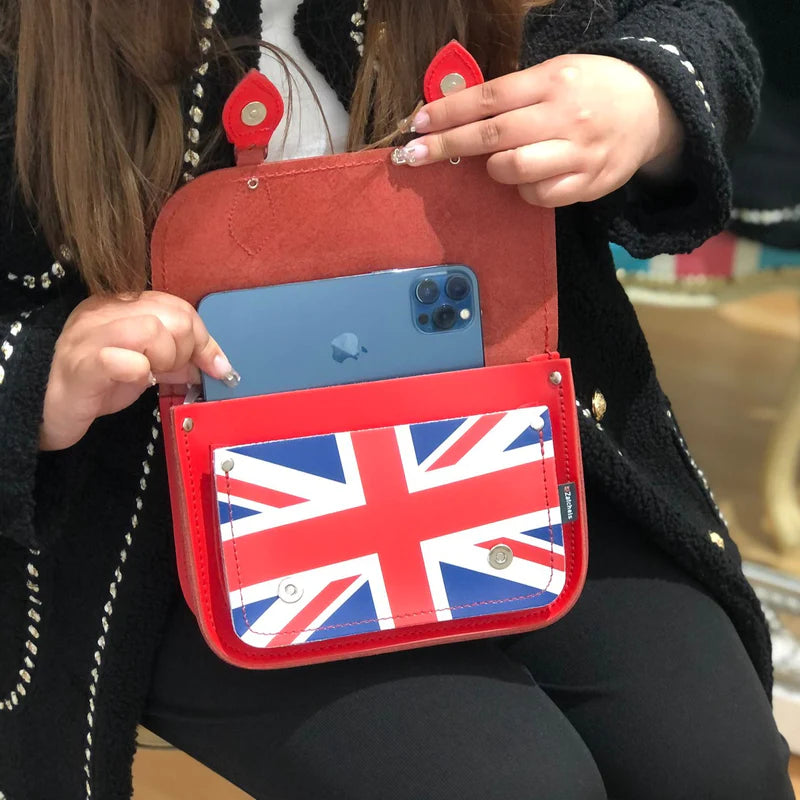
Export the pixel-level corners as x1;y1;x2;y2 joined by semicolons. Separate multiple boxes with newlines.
221;459;235;474
278;580;304;604
241;101;268;127
531;416;545;432
549;371;562;386
182;418;194;433
440;72;467;96
488;544;514;570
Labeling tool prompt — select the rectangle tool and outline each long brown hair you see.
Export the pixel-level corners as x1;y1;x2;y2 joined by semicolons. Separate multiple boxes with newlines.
2;0;546;295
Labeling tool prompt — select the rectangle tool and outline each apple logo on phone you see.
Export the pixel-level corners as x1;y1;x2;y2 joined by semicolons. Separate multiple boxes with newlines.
331;332;368;364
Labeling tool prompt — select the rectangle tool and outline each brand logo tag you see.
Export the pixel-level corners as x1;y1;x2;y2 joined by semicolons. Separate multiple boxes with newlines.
558;483;578;523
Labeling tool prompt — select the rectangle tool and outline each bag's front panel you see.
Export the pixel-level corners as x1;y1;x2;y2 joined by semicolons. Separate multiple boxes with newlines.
213;408;566;650
170;360;587;668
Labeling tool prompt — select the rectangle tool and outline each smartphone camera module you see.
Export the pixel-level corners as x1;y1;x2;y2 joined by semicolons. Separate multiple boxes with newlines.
411;266;479;336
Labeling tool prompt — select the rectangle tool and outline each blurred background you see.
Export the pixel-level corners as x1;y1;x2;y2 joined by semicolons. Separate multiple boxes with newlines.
133;1;800;795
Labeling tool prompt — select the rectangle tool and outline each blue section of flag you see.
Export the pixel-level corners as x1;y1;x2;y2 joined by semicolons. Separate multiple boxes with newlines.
441;563;558;618
231;435;346;484
306;582;381;642
410;417;468;465
232;596;279;637
218;502;262;523
505;415;552;451
522;523;564;548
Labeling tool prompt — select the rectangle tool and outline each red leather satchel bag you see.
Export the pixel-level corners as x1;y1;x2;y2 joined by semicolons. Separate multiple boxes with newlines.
151;44;588;669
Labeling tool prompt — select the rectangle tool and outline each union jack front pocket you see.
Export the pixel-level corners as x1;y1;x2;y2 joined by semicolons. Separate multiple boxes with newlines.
161;358;588;669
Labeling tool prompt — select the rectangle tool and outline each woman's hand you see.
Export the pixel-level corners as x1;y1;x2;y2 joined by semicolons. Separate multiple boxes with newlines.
41;291;236;451
398;54;685;207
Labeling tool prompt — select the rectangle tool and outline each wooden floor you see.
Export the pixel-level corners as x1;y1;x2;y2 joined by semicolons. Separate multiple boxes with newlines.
133;291;800;799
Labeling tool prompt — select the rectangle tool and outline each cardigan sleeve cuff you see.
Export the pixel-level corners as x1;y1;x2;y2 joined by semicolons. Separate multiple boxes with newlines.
574;36;737;258
0;288;84;551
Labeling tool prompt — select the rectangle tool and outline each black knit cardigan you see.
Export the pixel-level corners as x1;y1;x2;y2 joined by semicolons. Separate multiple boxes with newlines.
0;1;765;797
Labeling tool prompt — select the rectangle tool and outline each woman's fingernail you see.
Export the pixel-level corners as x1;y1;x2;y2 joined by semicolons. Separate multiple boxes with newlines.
213;354;232;377
412;111;431;132
390;142;429;167
213;354;241;388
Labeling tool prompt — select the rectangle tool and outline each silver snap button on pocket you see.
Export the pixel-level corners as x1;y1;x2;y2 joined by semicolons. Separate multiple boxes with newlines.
488;544;514;570
278;580;304;604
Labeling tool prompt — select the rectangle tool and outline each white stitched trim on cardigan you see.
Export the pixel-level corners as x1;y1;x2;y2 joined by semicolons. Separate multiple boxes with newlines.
0;306;44;711
0;309;33;389
0;549;43;713
6;246;70;290
182;0;220;184
732;204;800;226
350;0;368;56
83;408;160;799
618;36;715;129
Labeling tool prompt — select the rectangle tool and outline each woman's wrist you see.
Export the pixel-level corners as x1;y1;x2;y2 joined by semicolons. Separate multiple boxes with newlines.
638;75;686;181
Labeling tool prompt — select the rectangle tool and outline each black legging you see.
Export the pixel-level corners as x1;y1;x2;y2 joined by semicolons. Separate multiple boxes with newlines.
143;497;793;800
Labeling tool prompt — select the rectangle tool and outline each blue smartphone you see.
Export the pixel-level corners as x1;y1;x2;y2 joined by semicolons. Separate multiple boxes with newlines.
198;265;484;401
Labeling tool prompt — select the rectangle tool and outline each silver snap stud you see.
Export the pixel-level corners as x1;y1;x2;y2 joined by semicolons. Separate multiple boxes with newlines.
440;72;467;96
182;418;194;433
221;458;235;474
449;156;462;166
247;177;259;190
241;101;267;127
531;416;545;432
488;544;514;570
278;579;304;604
549;371;562;386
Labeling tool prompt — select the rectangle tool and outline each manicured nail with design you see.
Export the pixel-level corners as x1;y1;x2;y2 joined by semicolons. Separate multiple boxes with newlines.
390;142;429;167
213;354;241;388
412;110;431;133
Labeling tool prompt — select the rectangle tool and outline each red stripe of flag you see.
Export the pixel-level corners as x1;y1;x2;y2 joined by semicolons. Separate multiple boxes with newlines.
428;414;505;471
216;474;307;510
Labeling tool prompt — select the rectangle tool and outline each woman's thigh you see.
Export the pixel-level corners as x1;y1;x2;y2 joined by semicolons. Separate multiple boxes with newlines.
504;502;793;800
144;601;606;800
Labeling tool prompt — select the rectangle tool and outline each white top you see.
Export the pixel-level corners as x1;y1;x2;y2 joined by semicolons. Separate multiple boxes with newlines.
259;0;351;161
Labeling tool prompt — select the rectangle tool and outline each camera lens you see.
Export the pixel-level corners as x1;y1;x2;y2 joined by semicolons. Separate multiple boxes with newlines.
415;278;440;305
445;274;471;302
433;305;458;330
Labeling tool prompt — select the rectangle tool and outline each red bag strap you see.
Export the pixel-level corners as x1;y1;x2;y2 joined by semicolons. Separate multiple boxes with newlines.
423;41;485;103
222;42;484;166
222;70;285;165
